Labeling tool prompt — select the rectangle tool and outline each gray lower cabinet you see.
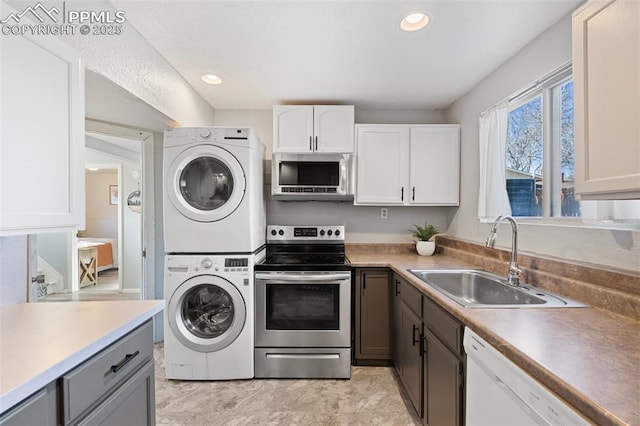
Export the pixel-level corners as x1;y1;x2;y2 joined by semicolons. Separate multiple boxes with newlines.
391;275;402;373
394;275;424;417
64;320;155;425
0;320;156;426
390;273;465;425
354;269;392;363
0;383;57;426
422;296;465;426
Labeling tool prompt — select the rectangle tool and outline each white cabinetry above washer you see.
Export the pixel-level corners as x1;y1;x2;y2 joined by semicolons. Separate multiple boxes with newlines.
355;124;460;206
273;105;355;153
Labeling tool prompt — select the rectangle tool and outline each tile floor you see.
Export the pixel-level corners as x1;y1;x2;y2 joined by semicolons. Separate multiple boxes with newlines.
153;344;421;425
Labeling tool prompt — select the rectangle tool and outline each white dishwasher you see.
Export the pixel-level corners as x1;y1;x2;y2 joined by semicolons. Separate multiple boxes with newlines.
464;328;590;425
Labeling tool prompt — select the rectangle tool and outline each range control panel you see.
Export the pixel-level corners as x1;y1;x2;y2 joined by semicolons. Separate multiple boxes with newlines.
267;225;345;242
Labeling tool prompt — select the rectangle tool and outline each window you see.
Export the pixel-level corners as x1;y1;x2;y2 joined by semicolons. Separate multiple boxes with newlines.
505;70;578;218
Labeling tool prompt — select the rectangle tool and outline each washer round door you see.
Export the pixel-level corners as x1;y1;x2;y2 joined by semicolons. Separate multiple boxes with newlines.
167;275;246;353
166;144;245;222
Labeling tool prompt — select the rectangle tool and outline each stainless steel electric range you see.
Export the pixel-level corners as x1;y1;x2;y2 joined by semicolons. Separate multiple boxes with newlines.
254;225;351;379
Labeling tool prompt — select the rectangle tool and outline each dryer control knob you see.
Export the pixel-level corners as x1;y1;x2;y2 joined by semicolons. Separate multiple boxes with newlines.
199;129;211;138
201;258;213;269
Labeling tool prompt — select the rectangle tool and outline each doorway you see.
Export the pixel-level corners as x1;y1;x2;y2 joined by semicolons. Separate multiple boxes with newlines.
36;121;155;302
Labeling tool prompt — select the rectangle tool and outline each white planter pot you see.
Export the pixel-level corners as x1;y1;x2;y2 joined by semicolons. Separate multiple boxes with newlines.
416;241;436;256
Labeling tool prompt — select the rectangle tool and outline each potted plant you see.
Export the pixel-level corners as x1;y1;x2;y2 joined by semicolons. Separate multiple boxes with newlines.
410;223;439;256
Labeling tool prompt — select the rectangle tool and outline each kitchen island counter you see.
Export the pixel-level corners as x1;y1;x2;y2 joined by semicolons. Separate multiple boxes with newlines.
0;300;164;414
348;246;640;426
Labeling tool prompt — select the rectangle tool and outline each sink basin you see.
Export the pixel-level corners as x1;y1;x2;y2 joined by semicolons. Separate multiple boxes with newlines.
409;269;587;308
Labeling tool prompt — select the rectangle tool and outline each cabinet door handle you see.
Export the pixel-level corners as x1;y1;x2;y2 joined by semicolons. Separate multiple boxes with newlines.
412;325;420;346
315;136;318;151
420;335;427;357
309;136;313;151
412;186;415;201
401;187;404;201
395;279;400;296
110;350;140;374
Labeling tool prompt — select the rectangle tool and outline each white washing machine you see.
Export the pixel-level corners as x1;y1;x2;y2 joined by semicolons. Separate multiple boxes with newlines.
163;127;265;254
164;251;263;380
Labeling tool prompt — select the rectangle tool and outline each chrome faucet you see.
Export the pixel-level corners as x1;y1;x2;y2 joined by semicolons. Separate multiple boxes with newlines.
486;215;522;286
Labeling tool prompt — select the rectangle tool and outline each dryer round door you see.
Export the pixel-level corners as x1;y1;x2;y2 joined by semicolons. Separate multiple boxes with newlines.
167;275;246;353
166;144;246;222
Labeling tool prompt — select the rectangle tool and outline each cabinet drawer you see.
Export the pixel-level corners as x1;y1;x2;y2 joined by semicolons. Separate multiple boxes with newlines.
62;321;153;423
423;296;463;356
401;280;422;318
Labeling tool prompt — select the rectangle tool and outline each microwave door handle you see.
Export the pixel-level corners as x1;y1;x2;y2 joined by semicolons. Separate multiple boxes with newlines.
255;273;350;282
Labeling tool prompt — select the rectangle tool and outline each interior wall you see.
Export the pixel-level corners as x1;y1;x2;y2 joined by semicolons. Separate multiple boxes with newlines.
443;13;640;273
36;233;70;291
0;236;27;306
214;107;451;242
83;171;118;238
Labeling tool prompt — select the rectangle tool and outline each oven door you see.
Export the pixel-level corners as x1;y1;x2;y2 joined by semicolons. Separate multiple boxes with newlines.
255;271;351;347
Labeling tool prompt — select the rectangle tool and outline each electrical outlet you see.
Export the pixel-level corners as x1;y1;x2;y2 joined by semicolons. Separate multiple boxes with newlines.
380;208;388;219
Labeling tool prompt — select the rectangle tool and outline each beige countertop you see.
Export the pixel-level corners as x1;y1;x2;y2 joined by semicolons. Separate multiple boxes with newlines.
348;252;640;426
0;300;164;413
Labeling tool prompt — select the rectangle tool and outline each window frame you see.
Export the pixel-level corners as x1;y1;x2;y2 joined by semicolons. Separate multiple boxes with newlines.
504;67;574;220
483;64;639;230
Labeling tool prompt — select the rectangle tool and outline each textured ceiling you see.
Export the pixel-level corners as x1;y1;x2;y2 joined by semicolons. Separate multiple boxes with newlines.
114;0;580;110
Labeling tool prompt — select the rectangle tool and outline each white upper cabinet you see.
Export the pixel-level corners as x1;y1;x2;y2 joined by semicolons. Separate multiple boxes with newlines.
0;4;85;235
355;126;410;205
409;126;460;205
572;0;640;199
273;105;355;153
355;124;460;206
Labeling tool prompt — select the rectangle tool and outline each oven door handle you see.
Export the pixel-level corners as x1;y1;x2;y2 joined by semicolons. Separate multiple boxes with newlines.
255;273;351;282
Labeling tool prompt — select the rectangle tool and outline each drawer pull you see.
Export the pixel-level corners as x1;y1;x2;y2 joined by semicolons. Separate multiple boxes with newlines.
110;350;140;374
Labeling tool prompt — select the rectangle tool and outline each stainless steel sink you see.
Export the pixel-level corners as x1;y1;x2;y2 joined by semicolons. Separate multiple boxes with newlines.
408;269;587;308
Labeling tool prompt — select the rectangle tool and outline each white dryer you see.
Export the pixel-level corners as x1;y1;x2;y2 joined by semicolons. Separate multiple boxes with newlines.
163;127;265;254
164;252;263;380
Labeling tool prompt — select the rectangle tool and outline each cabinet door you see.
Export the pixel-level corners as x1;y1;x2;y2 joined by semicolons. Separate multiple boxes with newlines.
355;125;409;205
572;0;640;199
391;275;403;374
0;383;57;426
423;329;463;426
409;126;460;206
400;303;423;417
77;361;155;426
0;5;85;235
273;105;314;152
355;269;391;362
314;105;355;153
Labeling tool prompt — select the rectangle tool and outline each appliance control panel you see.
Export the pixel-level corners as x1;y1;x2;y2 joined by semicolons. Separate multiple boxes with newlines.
165;255;251;275
267;225;345;242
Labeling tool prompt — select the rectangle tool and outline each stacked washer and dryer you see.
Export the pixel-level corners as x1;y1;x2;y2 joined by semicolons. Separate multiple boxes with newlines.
162;127;266;380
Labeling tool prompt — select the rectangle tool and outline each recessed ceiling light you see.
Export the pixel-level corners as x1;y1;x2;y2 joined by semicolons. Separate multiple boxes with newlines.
202;73;223;85
400;12;429;32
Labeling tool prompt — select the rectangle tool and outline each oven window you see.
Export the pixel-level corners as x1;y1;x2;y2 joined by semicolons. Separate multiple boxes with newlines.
279;162;339;186
266;284;339;330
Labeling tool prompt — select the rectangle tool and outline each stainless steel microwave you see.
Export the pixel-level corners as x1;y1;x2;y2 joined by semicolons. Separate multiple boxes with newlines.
271;153;354;200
